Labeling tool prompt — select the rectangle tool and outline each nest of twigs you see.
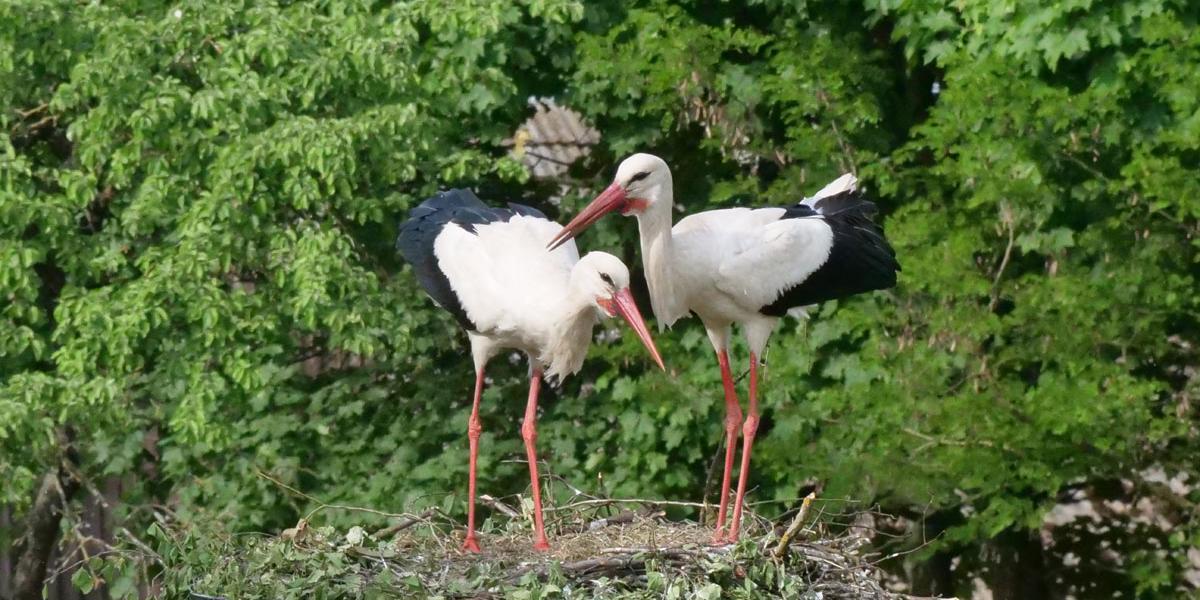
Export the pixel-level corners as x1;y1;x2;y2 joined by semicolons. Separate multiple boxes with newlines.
186;494;939;599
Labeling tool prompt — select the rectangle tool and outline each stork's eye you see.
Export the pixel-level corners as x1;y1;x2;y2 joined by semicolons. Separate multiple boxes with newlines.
600;273;614;285
628;171;650;184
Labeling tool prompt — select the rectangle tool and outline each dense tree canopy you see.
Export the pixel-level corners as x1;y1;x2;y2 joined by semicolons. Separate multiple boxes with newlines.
2;0;1197;597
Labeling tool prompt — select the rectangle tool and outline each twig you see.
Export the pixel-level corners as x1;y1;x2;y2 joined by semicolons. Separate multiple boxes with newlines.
773;492;816;558
254;469;409;522
816;89;859;176
16;103;47;118
372;508;439;539
700;432;724;525
14;114;57;135
558;508;663;534
867;529;945;568
544;498;710;512
189;590;228;600
599;547;724;558
787;543;850;569
989;211;1016;312
479;494;520;519
590;509;656;530
1058;149;1108;181
902;427;994;449
118;526;166;566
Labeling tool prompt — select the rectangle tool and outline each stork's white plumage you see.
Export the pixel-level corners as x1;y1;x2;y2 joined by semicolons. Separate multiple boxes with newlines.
398;189;663;552
548;154;899;542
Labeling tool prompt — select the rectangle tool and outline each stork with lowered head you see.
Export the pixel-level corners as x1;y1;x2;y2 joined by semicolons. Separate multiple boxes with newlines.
399;188;665;552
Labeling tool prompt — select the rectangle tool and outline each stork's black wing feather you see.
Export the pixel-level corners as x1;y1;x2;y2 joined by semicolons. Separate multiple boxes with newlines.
507;202;547;220
761;190;899;315
396;189;552;331
397;190;482;330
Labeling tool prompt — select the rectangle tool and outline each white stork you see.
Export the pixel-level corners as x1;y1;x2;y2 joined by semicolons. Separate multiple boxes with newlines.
548;154;899;542
397;188;664;552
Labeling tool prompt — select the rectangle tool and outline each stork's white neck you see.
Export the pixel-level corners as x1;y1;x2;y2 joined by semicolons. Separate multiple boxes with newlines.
541;279;600;381
635;181;685;329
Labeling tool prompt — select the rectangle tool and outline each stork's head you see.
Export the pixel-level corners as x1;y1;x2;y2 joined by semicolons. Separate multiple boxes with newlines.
573;252;665;370
547;153;672;250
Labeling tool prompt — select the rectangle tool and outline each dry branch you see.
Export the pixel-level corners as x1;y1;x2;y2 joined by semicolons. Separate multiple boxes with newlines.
373;508;439;539
479;494;521;519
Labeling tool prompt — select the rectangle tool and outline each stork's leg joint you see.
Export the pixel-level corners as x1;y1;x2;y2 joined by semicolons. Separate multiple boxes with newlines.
725;405;744;433
742;413;759;437
468;415;482;441
521;421;536;442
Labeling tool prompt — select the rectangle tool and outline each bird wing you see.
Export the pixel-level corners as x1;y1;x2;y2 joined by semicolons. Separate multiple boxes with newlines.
696;173;898;315
433;213;579;334
710;211;836;313
397;190;487;329
398;189;577;332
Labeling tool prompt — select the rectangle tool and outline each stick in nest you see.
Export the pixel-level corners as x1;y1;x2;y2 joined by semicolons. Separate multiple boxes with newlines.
373;508;440;538
557;508;664;534
479;494;521;519
773;492;816;559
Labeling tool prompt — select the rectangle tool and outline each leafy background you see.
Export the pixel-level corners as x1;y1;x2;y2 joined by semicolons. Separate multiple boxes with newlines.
1;0;1197;597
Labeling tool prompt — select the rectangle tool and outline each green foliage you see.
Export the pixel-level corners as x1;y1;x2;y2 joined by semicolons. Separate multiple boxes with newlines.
1;0;587;536
565;0;1200;594
2;0;1198;597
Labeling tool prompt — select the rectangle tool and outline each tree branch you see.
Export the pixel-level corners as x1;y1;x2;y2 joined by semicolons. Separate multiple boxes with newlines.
989;212;1016;312
773;492;816;558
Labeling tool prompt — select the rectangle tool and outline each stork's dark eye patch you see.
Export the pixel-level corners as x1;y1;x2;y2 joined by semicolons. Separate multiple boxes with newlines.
629;171;650;183
600;273;614;285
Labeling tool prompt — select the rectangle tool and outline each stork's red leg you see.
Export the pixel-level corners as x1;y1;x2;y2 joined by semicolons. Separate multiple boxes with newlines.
520;369;551;551
711;349;743;543
463;370;485;553
727;353;760;541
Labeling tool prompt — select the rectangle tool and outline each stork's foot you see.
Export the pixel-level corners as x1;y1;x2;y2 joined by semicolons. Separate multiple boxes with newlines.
462;535;482;553
531;538;551;552
708;530;732;546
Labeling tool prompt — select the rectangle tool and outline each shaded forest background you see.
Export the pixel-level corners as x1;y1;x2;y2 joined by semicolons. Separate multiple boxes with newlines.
2;0;1198;597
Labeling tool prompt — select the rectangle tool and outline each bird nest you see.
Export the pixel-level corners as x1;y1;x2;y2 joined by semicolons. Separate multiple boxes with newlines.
182;495;935;599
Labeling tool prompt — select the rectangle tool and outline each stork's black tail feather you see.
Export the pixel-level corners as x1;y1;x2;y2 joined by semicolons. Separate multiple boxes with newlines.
783;188;878;220
808;189;879;218
762;189;900;315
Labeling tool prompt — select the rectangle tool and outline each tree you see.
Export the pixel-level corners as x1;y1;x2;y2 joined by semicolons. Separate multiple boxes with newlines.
565;0;1199;595
2;0;1197;597
1;0;586;592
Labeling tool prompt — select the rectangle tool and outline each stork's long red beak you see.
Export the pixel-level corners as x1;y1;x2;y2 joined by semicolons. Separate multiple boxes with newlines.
547;183;626;251
610;287;665;371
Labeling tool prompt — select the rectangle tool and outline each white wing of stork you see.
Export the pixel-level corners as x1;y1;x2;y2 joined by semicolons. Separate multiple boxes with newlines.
706;172;871;313
431;208;579;340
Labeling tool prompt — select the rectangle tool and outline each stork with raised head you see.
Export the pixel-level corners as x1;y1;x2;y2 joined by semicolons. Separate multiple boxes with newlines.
548;154;899;542
398;188;665;553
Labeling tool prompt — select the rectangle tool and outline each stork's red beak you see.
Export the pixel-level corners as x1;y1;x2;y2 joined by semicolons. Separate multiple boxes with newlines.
547;183;626;251
606;287;665;371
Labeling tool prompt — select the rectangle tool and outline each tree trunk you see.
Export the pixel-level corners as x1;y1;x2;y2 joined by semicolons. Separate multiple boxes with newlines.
12;436;79;600
978;528;1049;600
1;505;12;598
